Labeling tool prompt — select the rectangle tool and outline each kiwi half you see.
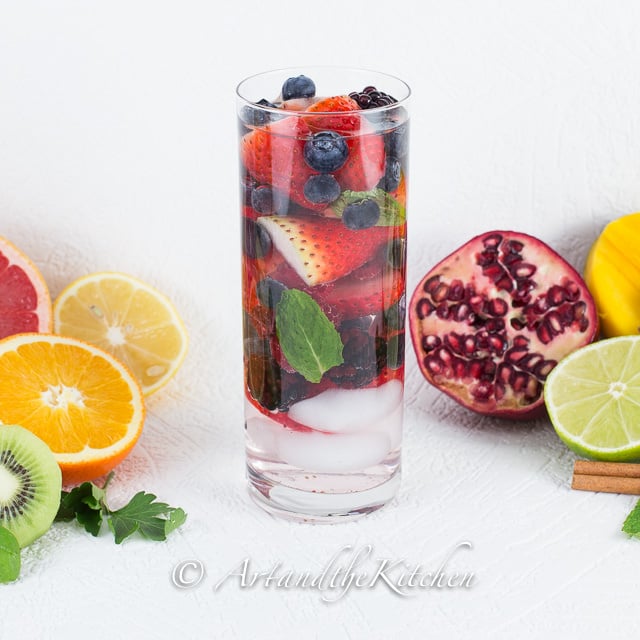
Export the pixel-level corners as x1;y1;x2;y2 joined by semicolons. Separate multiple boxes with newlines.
0;425;62;548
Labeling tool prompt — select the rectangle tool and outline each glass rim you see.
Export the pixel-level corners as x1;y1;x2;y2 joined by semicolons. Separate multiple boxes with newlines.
235;65;411;116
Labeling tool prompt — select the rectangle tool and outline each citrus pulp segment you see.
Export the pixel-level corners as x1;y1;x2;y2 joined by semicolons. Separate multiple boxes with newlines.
0;333;145;483
53;272;188;396
0;235;52;338
544;335;640;461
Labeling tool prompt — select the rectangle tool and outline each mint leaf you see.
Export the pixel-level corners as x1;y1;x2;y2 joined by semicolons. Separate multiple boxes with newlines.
622;499;640;538
108;492;186;544
331;188;405;226
276;289;344;383
0;526;21;583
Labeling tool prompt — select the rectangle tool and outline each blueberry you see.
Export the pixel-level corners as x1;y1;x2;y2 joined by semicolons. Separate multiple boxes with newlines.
342;199;380;230
379;156;401;192
256;277;287;308
243;218;272;259
282;75;316;100
384;121;409;158
251;185;275;214
303;174;341;204
303;131;349;173
240;98;280;127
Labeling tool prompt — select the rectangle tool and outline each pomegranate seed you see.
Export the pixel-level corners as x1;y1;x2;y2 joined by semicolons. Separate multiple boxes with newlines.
444;333;464;355
423;275;441;295
510;317;526;330
545;311;564;335
505;347;528;363
524;376;541;400
468;359;484;379
519;352;544;372
563;279;580;301
501;252;522;267
495;274;514;292
573;300;587;320
469;295;488;315
477;250;498;266
422;334;441;352
432;282;450;302
436;347;453;365
471;381;494;401
536;322;553;344
534;359;556;380
503;239;524;253
512;372;529;393
485;317;505;334
416;298;435;319
511;263;537;279
532;296;549;314
488;298;508;317
546;285;566;307
556;302;574;325
482;233;503;249
448;279;465;301
579;316;590;332
494;382;506;400
425;356;444;375
497;362;515;384
453;357;467;379
453;303;471;322
463;335;477;355
435;302;451;319
488;335;506;355
512;335;530;347
481;359;497;380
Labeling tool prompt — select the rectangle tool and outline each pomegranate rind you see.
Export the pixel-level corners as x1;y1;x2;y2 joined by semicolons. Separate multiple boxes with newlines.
409;230;599;419
0;235;52;338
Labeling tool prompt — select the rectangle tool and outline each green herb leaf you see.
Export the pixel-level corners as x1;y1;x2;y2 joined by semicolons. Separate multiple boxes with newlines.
56;480;108;536
331;188;405;226
0;526;21;584
276;289;344;383
55;473;186;544
622;498;640;538
108;492;186;544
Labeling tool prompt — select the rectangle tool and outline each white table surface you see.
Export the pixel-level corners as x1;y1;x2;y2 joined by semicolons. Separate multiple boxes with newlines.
2;1;640;638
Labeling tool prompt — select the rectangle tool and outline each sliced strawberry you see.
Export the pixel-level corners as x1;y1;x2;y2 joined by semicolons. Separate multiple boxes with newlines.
256;215;390;286
240;116;324;211
304;95;361;132
315;255;406;319
335;132;386;191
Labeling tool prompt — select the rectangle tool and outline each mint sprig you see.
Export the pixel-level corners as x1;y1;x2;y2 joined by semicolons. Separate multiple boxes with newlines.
55;472;186;544
622;499;640;538
276;289;343;383
0;526;21;583
331;188;405;226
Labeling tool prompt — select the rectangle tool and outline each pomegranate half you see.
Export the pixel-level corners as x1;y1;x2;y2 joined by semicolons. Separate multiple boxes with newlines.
409;230;598;418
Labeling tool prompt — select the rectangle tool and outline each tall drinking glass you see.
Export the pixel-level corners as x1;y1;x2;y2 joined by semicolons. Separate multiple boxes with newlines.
237;67;410;522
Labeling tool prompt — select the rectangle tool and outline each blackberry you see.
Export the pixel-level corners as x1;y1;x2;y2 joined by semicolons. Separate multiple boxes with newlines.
328;328;378;388
348;86;397;110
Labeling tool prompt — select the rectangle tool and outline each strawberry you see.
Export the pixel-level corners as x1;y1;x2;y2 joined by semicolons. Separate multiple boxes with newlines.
315;254;406;319
256;215;390;286
241;116;324;211
304;95;361;132
305;96;386;191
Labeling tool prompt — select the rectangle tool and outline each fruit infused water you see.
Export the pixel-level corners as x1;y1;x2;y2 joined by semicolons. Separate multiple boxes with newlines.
237;68;410;521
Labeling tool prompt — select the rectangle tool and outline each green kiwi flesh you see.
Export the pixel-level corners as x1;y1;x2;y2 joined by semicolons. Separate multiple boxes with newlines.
0;425;62;547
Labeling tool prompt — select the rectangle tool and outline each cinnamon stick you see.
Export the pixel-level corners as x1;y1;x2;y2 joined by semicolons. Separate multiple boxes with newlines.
571;460;640;495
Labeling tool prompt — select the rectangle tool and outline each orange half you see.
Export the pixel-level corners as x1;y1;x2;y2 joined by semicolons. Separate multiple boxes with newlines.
0;333;145;484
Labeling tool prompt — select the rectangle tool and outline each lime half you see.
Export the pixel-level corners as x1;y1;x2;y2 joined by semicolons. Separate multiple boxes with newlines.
545;336;640;461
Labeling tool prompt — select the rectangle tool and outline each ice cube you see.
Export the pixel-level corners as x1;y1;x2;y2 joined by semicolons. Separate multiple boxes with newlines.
276;429;392;473
288;380;403;434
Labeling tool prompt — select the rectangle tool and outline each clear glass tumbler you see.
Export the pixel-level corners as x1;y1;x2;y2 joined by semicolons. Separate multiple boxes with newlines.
237;67;410;522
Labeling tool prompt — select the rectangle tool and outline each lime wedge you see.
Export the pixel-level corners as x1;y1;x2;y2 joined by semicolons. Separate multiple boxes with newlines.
545;336;640;460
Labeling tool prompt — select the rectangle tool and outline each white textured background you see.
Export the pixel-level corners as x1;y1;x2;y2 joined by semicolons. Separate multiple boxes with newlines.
1;1;640;638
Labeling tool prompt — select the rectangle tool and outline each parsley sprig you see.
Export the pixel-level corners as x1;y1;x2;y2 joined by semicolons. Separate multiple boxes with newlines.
55;472;186;544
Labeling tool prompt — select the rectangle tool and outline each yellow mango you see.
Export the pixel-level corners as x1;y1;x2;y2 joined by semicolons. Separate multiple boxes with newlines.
584;212;640;337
